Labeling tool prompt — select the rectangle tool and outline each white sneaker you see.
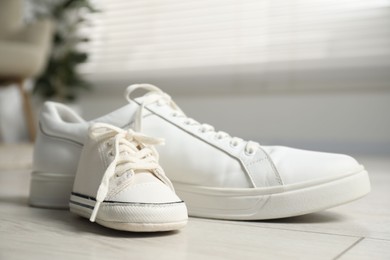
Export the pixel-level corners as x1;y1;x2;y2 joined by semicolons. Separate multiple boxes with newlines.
30;85;370;220
69;123;187;232
30;101;140;208
126;84;371;220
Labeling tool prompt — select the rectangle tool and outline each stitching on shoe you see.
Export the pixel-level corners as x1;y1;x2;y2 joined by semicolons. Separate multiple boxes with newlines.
259;146;283;185
103;202;184;208
39;123;83;147
107;181;158;199
246;157;268;167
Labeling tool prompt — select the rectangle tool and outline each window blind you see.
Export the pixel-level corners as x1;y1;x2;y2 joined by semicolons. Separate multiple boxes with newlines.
82;0;390;91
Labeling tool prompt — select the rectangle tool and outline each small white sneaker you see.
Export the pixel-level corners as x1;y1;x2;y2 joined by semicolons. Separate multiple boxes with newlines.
69;123;188;232
30;84;370;220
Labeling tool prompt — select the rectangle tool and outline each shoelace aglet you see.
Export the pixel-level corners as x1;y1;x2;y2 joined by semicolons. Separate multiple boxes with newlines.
89;201;101;222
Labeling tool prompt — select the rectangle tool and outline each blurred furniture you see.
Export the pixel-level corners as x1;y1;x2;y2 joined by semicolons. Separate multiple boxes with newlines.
0;0;53;141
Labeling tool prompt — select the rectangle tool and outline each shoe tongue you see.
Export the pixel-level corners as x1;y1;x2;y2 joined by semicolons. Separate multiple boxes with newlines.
92;103;139;129
133;93;184;115
133;92;162;104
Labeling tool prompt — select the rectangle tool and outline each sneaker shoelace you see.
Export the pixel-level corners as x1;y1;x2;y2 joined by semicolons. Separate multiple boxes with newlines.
89;123;166;222
125;84;260;156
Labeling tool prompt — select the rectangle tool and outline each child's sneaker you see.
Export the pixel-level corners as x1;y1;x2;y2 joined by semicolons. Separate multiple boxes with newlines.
69;123;188;232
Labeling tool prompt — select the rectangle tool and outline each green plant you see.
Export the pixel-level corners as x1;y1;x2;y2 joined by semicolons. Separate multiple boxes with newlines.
32;0;97;101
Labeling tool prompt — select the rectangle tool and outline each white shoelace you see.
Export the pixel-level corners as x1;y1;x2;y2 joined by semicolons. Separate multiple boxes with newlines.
89;123;165;222
125;84;260;156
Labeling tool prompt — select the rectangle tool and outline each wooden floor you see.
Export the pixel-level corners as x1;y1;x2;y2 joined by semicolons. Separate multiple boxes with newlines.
0;144;389;260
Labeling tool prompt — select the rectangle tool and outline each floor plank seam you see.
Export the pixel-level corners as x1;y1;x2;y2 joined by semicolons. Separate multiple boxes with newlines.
333;237;365;260
193;218;365;239
354;237;390;242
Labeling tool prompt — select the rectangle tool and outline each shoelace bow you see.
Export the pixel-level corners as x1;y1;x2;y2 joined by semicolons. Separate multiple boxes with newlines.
125;84;260;155
89;123;165;222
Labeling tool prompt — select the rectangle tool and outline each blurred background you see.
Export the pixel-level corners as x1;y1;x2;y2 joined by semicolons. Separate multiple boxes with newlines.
0;0;389;156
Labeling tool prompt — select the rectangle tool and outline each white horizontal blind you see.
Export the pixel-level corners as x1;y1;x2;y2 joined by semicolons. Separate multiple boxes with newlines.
83;0;390;90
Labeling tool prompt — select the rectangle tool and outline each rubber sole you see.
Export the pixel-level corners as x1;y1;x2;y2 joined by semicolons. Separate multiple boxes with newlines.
69;193;188;232
173;170;371;220
30;170;370;221
29;171;74;208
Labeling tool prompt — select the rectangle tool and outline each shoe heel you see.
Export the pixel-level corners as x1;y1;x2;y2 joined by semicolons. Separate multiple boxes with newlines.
29;171;75;209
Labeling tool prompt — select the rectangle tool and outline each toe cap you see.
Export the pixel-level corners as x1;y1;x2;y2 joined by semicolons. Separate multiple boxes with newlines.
263;146;364;185
108;172;182;204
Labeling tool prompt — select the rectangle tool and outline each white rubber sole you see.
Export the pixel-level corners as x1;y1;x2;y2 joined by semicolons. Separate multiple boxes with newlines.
30;169;370;221
29;171;74;208
173;170;371;220
69;193;188;232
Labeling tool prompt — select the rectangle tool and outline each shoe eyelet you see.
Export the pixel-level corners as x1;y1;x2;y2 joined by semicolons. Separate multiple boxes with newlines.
171;112;178;117
244;149;255;156
125;170;135;178
230;142;239;148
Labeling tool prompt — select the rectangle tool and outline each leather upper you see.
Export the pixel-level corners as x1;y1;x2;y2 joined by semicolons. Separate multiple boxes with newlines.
34;99;363;191
140;102;282;188
263;146;363;185
72;124;182;204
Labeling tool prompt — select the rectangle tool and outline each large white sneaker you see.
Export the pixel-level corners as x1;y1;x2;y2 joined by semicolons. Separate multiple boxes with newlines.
69;123;187;232
30;84;370;220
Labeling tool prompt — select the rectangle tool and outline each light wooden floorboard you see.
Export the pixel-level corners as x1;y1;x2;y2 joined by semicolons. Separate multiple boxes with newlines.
338;238;390;260
0;145;389;259
0;200;360;260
